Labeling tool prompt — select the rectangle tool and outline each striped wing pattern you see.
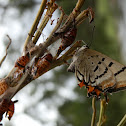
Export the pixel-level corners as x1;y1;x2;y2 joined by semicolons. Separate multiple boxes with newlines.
68;46;126;93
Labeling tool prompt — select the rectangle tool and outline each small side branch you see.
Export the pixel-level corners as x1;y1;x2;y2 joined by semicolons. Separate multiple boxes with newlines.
23;0;47;52
97;99;107;126
76;7;94;26
0;35;11;67
117;114;126;126
57;0;85;34
91;97;96;126
32;1;58;45
50;40;82;69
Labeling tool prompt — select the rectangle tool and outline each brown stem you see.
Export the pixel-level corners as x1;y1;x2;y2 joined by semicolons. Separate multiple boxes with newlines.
35;7;65;58
97;99;107;126
91;97;96;126
32;1;58;44
57;0;85;34
50;40;82;69
76;7;94;26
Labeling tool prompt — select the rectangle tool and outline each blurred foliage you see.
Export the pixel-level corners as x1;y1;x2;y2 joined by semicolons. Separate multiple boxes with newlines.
1;0;126;126
10;0;39;9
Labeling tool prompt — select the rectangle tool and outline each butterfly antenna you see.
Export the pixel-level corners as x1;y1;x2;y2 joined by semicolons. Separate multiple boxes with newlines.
81;40;87;45
81;40;89;48
87;25;95;47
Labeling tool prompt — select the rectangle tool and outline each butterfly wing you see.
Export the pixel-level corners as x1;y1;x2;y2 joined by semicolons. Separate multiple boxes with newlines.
94;49;126;92
75;48;116;92
69;46;126;92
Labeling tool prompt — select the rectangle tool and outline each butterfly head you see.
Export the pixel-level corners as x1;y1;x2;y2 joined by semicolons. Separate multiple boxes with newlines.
67;45;88;73
74;44;89;57
78;45;89;51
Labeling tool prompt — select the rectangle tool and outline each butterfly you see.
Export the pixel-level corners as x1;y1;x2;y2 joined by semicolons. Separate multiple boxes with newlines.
67;45;126;99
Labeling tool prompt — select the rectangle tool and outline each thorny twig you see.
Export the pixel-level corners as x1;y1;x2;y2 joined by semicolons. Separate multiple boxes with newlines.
0;35;11;67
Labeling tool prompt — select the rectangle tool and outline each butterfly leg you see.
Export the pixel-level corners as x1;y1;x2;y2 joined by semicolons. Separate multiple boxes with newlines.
87;86;101;99
103;93;109;103
87;85;95;97
78;81;93;97
78;81;102;99
78;81;85;88
94;88;101;99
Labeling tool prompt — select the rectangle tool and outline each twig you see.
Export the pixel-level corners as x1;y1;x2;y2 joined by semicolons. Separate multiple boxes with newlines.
57;0;85;34
49;7;65;36
36;6;65;58
50;40;82;68
91;97;96;126
23;0;47;52
32;1;58;44
0;35;11;67
97;99;107;126
76;7;94;26
117;114;126;126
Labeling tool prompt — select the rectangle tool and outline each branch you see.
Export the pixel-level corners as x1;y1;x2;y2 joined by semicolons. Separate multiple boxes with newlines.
0;0;94;122
14;40;82;93
1;0;88;96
